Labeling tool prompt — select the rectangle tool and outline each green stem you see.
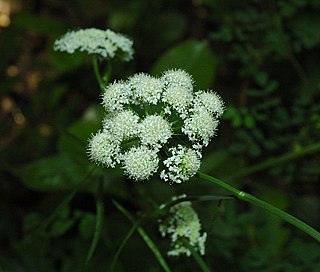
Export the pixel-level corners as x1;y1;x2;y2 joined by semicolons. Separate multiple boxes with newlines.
198;172;320;243
111;220;141;272
188;245;211;272
92;55;104;91
86;176;104;264
113;200;171;272
103;62;112;86
159;195;234;214
227;141;320;179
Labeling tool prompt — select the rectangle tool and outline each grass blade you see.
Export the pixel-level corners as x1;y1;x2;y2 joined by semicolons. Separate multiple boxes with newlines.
113;200;171;272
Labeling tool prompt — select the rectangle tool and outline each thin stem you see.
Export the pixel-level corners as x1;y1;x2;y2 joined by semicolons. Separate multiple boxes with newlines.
103;62;112;86
188;245;211;272
111;220;141;272
86;176;105;264
159;195;234;215
113;200;171;272
198;172;320;243
226;141;320;179
92;55;104;91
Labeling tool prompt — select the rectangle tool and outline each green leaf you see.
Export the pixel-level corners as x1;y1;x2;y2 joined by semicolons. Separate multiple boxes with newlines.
58;105;104;155
152;39;217;89
20;153;91;191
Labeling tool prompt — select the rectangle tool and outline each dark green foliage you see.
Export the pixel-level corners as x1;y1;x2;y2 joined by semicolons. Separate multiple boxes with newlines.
1;0;319;271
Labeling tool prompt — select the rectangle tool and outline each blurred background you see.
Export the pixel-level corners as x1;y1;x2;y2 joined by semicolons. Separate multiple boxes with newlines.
1;0;320;271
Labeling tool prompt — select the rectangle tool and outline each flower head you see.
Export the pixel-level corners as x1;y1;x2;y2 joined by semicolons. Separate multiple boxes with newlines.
102;81;131;112
121;146;159;181
159;197;207;257
88;131;120;167
162;69;193;91
161;85;193;117
128;73;164;105
139;115;172;149
54;28;134;61
88;69;224;182
103;110;139;142
160;145;201;184
182;107;219;146
193;90;225;117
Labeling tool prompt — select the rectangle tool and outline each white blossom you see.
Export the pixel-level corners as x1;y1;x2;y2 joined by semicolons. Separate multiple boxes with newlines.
161;85;193;117
87;131;120;167
87;69;225;182
103;110;139;142
102;81;131;112
121;146;159;181
54;28;134;61
161;69;193;91
182;107;219;146
139;115;172;149
160;145;201;184
128;73;164;104
193;90;225;117
159;199;207;257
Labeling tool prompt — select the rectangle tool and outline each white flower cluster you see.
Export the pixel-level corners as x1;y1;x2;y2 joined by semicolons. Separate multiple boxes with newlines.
54;28;134;61
159;196;207;257
88;69;225;182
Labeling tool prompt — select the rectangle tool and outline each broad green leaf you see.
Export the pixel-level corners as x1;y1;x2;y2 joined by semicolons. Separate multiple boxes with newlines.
58;105;104;155
151;39;217;89
20;153;91;191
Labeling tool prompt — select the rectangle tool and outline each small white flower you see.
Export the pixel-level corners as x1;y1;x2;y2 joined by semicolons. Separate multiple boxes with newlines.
182;107;219;146
161;85;193;117
159;199;207;257
103;110;139;142
193;90;225;117
161;145;201;183
54;28;134;61
121;146;159;181
87;131;120;167
161;69;193;91
128;73;164;105
102;81;131;112
139;115;172;148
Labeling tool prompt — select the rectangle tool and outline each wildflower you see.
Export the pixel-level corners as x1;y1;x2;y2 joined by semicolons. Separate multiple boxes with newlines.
182;107;219;146
162;69;193;91
160;145;201;184
128;73;164;105
139;115;172;149
161;85;193;117
87;131;120;167
159;197;207;257
192;90;225;117
54;28;134;61
121;146;159;181
103;110;139;142
88;69;225;182
102;81;131;112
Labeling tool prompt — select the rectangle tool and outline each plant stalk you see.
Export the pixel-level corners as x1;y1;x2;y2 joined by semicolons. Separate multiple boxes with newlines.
198;171;320;243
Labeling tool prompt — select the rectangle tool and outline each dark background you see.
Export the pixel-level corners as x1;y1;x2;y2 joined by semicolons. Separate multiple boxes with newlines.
1;0;320;271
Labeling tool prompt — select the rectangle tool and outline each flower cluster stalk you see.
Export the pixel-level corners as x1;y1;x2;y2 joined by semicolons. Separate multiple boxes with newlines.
198;172;320;242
